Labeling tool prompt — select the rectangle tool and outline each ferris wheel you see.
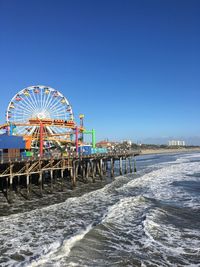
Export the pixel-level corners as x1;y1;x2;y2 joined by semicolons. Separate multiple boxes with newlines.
6;85;75;149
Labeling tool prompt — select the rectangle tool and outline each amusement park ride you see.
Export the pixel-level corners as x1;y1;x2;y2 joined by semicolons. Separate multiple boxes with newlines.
0;85;96;157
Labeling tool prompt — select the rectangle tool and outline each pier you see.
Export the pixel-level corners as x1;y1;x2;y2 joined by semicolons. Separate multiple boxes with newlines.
0;85;141;204
0;151;140;203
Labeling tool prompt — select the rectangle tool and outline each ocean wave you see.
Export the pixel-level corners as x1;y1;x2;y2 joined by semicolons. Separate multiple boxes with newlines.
0;153;200;266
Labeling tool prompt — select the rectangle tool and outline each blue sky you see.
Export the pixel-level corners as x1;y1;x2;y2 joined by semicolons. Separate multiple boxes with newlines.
0;0;200;144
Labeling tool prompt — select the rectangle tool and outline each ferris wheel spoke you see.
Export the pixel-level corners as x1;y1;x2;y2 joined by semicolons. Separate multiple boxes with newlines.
45;93;62;111
21;93;38;111
51;103;68;119
10;115;27;122
54;107;66;115
28;126;36;136
53;114;68;120
46;126;54;135
9;113;31;122
34;90;40;107
41;88;49;111
50;104;66;112
43;92;54;111
45;93;55;112
36;92;42;111
40;88;45;109
33;127;40;148
44;96;58;112
40;88;43;109
12;114;32;121
12;107;33;114
14;97;36;112
13;101;35;114
53;115;68;120
16;126;28;135
40;89;46;110
43;89;52;111
13;103;34;115
51;107;67;114
40;89;46;109
59;129;69;135
43;89;49;110
11;109;33;117
44;127;51;140
23;92;38;111
11;112;33;122
31;88;40;111
33;126;39;138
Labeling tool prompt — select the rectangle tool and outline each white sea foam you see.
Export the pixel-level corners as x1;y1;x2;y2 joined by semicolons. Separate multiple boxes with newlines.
28;224;93;267
0;175;121;266
89;153;200;266
142;207;200;266
124;155;200;208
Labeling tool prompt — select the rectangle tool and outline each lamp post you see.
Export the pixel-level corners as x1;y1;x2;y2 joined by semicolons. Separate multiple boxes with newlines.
75;126;79;157
79;114;84;142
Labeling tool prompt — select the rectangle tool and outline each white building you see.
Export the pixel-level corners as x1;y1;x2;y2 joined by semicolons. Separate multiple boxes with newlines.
168;140;185;146
121;140;132;146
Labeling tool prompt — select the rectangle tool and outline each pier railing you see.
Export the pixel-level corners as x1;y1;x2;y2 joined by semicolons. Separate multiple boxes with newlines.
0;150;141;164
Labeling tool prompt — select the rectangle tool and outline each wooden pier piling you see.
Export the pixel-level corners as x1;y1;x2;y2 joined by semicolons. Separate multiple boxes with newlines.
134;157;137;173
0;151;140;203
124;158;128;174
119;157;122;175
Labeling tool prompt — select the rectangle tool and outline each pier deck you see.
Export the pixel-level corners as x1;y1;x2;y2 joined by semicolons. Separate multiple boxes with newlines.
0;150;140;203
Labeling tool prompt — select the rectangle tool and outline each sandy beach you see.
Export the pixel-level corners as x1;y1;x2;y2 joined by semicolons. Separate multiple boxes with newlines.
141;147;200;155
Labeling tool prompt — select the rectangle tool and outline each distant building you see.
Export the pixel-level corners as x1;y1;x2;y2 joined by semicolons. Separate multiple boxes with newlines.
96;140;116;148
168;140;185;146
122;140;132;146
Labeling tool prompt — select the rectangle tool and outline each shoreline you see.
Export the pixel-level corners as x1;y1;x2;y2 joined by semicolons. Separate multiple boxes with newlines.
140;148;200;155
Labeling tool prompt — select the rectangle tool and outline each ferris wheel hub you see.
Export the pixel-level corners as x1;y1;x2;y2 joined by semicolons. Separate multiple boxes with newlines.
37;112;47;120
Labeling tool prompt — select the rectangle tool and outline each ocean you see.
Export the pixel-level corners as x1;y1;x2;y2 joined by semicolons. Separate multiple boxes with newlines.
0;152;200;267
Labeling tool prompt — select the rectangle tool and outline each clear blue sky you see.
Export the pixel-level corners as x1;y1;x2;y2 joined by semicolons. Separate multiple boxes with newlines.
0;0;200;144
